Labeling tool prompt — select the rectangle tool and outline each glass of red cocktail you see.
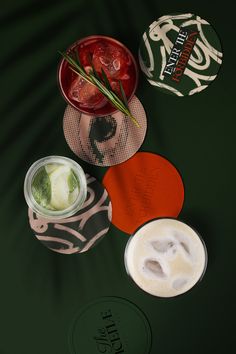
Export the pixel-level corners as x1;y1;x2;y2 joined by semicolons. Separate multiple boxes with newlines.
58;35;138;116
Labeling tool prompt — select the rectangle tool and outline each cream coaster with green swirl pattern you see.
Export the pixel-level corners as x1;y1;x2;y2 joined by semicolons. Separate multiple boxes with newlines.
139;13;223;96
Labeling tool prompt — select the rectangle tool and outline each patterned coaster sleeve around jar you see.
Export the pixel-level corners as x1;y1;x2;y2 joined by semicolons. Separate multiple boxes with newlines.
63;95;147;166
102;152;184;234
28;174;112;254
139;13;223;96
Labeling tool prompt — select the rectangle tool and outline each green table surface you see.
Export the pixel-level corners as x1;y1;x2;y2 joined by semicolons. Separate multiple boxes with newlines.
1;1;235;353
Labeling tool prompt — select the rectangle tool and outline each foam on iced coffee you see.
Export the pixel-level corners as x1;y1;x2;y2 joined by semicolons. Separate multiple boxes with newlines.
125;218;207;297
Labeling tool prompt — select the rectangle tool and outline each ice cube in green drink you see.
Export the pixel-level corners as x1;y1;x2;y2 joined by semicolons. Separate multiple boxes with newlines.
31;164;80;211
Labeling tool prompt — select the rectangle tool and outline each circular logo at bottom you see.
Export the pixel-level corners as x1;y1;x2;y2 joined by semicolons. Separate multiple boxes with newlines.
69;297;152;354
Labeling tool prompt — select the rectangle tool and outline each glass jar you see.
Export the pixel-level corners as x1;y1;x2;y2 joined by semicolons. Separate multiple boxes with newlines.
24;156;87;219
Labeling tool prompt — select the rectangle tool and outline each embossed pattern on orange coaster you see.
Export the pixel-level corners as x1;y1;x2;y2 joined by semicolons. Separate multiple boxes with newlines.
102;152;184;234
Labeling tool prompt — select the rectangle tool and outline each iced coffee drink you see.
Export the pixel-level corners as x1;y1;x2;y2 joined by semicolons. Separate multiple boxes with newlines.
125;218;207;297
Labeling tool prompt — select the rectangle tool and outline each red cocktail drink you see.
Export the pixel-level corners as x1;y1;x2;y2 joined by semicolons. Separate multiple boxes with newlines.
58;35;138;116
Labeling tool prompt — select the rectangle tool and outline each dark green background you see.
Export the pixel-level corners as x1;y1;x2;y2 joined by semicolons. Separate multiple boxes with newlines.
0;1;235;353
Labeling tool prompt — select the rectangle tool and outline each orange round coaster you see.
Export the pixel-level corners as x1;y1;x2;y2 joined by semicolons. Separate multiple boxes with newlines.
102;152;184;234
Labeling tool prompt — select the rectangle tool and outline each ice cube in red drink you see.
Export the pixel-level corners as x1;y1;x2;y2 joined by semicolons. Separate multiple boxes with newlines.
92;42;130;80
68;73;106;109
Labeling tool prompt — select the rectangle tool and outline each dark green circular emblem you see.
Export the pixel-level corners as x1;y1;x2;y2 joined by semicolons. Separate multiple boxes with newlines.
68;297;152;354
139;13;223;96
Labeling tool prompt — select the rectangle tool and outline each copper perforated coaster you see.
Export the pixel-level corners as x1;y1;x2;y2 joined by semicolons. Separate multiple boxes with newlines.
28;174;112;254
63;96;147;166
